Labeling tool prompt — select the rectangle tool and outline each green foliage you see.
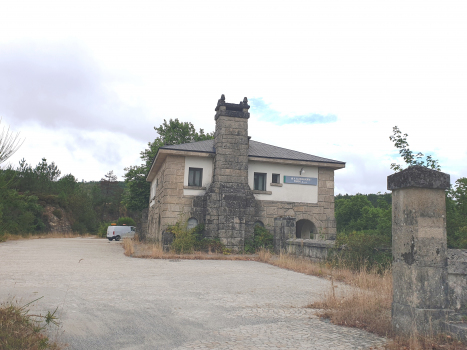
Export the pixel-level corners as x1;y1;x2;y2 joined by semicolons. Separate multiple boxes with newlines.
389;126;441;172
335;193;391;236
166;220;226;254
167;220;197;254
447;178;467;249
123;119;214;212
116;217;136;226
329;231;392;271
52;209;62;219
0;158;128;236
244;225;274;253
97;222;111;238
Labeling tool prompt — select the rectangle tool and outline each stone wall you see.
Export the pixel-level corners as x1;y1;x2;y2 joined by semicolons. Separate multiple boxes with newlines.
286;239;334;261
447;249;467;311
202;97;256;250
147;155;195;242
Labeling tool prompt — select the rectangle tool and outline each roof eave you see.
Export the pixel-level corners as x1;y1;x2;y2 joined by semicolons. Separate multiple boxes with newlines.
146;149;215;182
247;156;346;169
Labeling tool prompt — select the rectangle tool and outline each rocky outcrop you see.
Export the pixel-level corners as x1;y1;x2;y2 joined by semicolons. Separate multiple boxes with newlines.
43;205;72;233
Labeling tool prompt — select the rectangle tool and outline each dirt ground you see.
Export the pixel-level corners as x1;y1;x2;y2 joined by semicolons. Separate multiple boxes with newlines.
0;238;386;349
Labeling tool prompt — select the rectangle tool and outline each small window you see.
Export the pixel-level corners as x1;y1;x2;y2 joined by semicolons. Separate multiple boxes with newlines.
187;217;198;230
272;174;280;184
188;168;203;187
254;221;264;227
254;173;267;191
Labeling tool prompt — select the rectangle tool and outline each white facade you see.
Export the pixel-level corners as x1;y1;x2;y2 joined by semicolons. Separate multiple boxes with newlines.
248;161;319;204
183;156;214;196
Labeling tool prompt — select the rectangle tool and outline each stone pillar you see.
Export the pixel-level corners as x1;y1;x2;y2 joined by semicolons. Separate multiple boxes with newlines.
204;95;256;250
388;166;451;336
274;217;296;253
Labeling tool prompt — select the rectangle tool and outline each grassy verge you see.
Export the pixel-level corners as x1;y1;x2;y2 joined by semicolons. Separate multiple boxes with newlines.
122;238;258;260
0;299;64;350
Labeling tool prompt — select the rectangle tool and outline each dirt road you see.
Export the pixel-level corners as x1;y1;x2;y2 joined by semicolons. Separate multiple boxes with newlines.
0;238;385;349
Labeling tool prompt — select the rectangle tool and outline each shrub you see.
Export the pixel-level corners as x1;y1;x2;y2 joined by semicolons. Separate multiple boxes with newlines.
0;299;63;350
116;217;136;226
167;220;196;254
97;222;111;238
244;225;274;253
52;209;62;219
166;221;227;254
328;231;392;272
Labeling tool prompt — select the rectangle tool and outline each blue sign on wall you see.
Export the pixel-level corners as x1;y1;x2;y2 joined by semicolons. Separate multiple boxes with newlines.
284;176;317;185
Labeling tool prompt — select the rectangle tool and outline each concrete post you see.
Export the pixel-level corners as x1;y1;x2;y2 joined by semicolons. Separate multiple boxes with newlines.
274;217;296;253
387;166;451;336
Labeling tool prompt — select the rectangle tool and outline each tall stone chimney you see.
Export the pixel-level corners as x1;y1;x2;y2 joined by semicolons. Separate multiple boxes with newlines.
203;95;256;250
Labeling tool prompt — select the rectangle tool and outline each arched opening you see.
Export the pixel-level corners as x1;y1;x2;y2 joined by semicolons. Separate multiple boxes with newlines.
187;217;198;230
296;219;317;239
254;221;264;228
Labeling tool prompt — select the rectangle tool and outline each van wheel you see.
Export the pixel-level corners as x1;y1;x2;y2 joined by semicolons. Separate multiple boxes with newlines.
115;236;121;241
108;238;113;241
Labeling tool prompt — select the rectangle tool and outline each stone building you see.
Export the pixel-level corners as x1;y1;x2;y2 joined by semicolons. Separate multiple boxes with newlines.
146;95;345;250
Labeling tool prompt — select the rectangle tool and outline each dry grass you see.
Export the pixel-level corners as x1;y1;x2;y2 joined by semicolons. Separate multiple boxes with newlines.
122;239;259;261
0;300;64;350
308;268;392;337
0;232;92;243
122;238;135;256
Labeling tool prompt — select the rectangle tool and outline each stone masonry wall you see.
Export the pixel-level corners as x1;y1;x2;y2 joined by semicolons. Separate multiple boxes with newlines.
147;155;195;242
447;249;467;311
203;105;257;250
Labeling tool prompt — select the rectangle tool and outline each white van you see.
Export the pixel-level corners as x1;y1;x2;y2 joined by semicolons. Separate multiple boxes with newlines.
107;225;136;241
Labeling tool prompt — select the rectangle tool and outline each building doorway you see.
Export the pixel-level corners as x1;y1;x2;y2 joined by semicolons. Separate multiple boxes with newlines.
296;219;316;239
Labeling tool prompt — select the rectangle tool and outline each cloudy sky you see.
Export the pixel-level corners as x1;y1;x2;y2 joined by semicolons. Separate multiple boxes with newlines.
1;0;466;194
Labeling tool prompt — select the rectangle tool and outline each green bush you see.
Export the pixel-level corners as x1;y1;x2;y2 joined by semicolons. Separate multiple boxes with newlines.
116;217;136;226
328;231;391;272
244;225;274;254
166;221;227;254
97;222;111;238
52;209;62;219
167;220;197;254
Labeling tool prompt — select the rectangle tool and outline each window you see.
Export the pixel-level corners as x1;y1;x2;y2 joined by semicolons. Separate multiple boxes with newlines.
254;173;267;191
187;217;198;230
272;174;280;184
188;168;203;187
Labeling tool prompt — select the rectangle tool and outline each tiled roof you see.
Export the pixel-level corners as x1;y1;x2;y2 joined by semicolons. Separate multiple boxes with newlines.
160;139;344;164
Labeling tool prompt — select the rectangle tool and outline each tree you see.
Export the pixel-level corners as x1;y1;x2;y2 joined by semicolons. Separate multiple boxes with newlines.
389;126;440;172
123;119;214;211
0;118;23;165
99;170;122;220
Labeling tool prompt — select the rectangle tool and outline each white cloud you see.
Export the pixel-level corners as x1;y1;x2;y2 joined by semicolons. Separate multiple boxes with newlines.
1;0;466;192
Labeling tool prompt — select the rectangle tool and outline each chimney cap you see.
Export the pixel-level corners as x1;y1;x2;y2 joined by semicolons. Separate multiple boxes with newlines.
215;94;250;112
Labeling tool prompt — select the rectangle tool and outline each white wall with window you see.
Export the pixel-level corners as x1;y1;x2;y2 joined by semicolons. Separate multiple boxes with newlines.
149;177;158;206
183;156;214;196
248;161;319;203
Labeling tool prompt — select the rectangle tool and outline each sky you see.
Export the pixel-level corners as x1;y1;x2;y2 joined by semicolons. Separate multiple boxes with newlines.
1;0;466;195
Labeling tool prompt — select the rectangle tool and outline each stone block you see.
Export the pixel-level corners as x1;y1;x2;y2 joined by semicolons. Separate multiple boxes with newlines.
266;207;277;216
392;302;451;336
388;166;450;191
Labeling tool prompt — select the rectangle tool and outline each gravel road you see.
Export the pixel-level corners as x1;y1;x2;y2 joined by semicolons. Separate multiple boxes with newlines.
0;238;386;349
